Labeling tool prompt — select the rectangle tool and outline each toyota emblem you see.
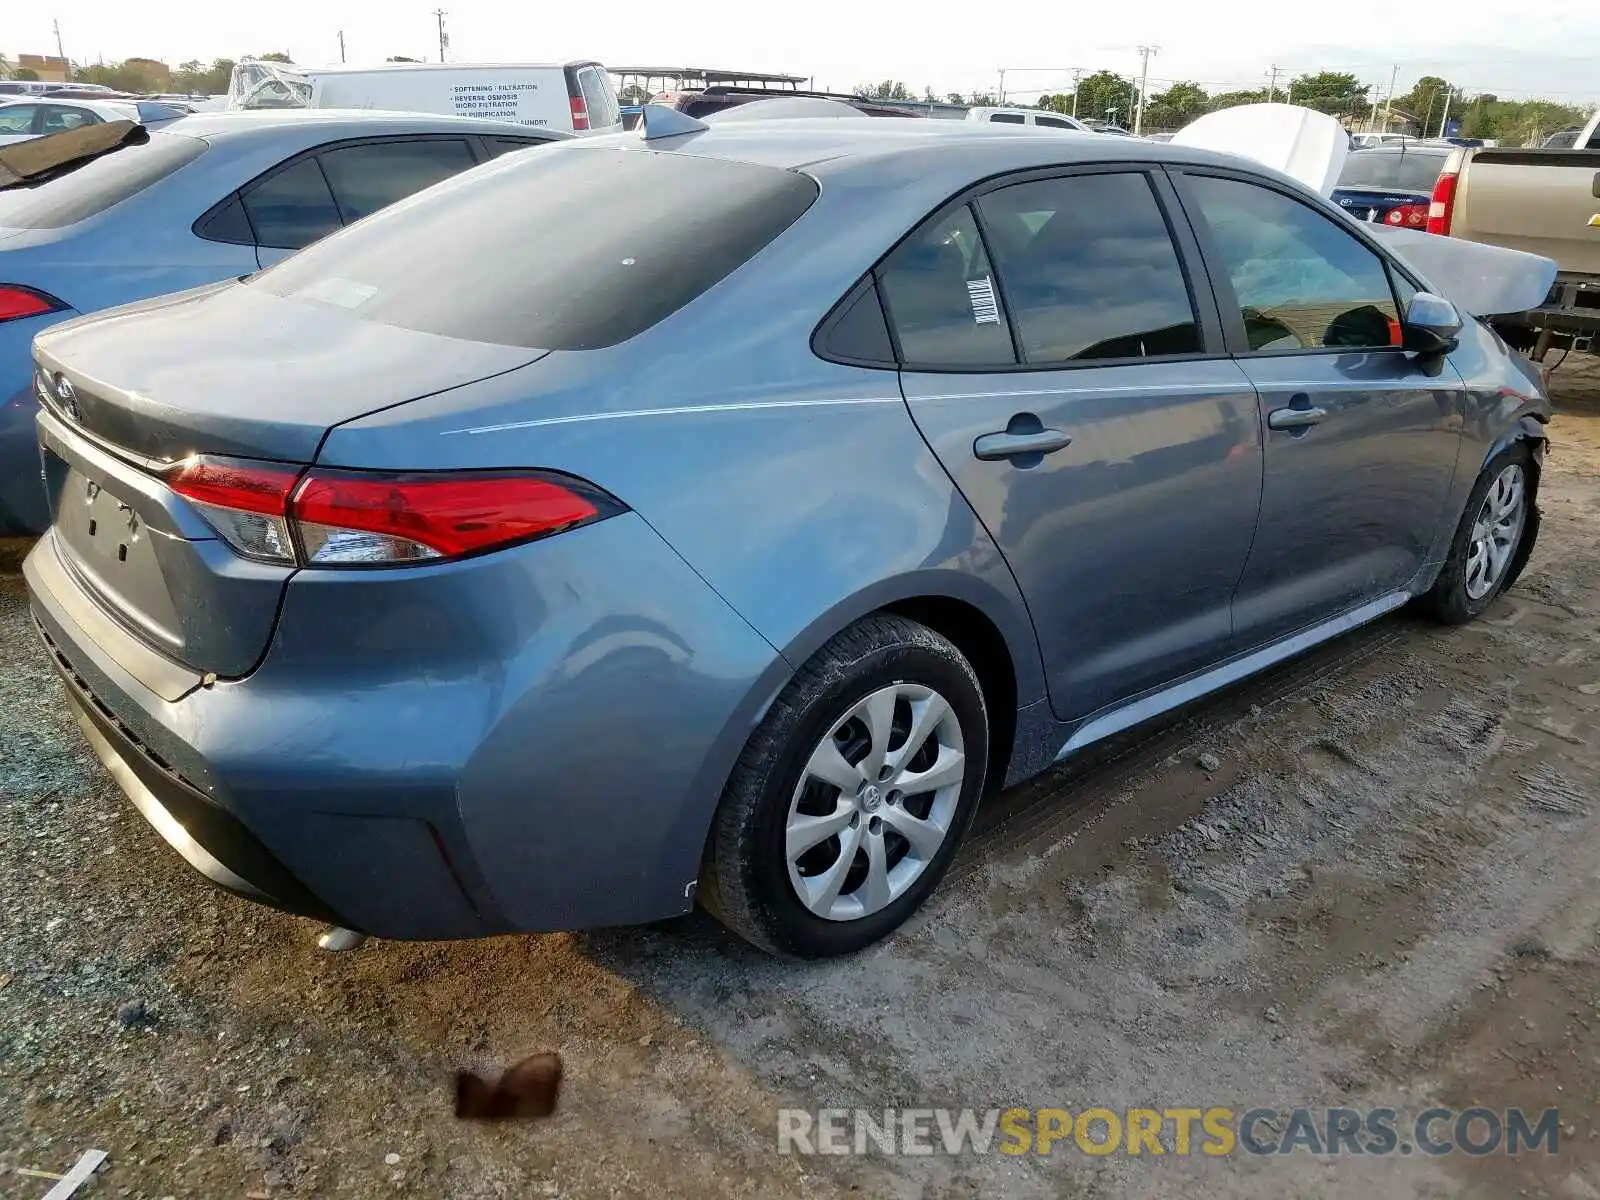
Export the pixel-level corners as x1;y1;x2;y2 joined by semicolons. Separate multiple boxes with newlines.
55;375;81;421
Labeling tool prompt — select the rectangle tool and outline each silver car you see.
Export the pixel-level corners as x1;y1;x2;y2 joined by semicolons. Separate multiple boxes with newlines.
24;117;1548;958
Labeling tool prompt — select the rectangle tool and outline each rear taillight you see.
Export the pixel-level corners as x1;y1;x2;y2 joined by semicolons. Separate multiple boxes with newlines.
1426;154;1462;235
166;458;300;564
164;456;622;568
0;284;66;323
1385;203;1429;228
569;93;590;131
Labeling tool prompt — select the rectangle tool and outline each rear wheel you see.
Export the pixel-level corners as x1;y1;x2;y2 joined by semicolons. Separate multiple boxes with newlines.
700;615;988;958
1419;444;1538;624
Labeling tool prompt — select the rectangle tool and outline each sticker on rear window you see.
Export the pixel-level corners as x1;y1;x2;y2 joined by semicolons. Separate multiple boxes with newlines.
967;275;1000;325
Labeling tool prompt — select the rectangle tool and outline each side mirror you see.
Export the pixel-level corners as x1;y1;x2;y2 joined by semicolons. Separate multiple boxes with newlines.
1404;292;1462;354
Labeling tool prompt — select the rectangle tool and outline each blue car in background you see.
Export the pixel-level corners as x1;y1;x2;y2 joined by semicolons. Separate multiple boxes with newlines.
1331;143;1452;230
0;110;566;532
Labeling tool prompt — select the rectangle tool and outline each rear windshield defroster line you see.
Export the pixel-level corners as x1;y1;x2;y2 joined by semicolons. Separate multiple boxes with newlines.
0;131;206;228
250;146;820;350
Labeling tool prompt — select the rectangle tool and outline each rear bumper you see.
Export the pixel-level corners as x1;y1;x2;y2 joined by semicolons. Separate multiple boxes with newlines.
25;510;788;940
40;622;347;927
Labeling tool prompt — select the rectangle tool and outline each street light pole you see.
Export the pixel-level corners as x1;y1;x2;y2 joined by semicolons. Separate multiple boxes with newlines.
1070;67;1082;117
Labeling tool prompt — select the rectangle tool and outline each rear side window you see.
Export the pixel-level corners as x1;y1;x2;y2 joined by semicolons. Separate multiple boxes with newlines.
317;138;477;223
976;173;1200;363
0;131;206;229
40;105;99;134
252;147;818;349
483;135;547;158
877;205;1015;367
578;67;621;128
241;157;341;249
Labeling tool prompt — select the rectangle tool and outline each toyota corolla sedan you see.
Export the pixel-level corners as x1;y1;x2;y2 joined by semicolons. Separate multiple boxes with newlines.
24;116;1549;958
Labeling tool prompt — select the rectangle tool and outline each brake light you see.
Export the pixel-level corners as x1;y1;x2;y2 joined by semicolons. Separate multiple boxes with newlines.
569;93;590;131
166;457;300;564
164;457;621;567
0;284;66;323
1385;203;1429;228
292;471;602;564
1426;157;1461;235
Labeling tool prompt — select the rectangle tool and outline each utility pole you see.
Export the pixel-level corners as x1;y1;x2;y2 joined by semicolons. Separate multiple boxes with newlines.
1070;67;1083;117
1381;63;1398;133
54;18;72;79
1266;64;1281;104
433;9;448;63
998;68;1006;105
1438;86;1453;138
1133;45;1157;136
337;30;346;63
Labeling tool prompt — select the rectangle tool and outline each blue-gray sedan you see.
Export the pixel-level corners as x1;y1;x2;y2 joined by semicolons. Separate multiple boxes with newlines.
24;118;1549;957
0;110;565;532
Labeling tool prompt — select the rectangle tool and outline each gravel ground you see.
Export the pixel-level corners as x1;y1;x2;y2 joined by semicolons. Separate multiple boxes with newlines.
4;364;1600;1198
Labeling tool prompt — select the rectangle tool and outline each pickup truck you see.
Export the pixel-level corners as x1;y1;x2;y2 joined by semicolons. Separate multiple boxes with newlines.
1427;108;1600;356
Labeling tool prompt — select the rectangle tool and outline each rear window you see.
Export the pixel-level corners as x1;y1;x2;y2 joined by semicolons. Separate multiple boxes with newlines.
1336;150;1449;193
0;131;205;229
251;147;819;350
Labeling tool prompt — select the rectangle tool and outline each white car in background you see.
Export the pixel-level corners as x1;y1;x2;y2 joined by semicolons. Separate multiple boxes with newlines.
0;96;189;143
965;106;1090;131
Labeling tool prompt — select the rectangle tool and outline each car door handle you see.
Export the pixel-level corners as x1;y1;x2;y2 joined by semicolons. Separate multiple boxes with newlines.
973;429;1074;460
1267;405;1329;431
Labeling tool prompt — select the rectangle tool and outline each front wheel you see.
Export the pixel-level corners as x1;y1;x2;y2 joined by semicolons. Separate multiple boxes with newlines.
699;615;988;958
1419;443;1539;624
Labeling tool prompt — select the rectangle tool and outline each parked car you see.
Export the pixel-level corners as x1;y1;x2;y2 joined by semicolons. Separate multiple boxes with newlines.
654;85;919;121
0;96;189;142
966;107;1089;131
0;110;567;532
23;118;1548;959
1078;118;1131;135
227;59;623;135
1331;143;1452;227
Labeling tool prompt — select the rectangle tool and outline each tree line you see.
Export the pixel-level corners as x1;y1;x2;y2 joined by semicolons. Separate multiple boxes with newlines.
857;72;1592;143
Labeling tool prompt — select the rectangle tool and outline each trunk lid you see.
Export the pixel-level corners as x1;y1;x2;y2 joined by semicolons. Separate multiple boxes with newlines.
33;279;543;463
32;280;545;680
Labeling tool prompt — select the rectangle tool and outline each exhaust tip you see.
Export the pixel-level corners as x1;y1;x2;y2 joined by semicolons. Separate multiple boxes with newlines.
316;926;368;952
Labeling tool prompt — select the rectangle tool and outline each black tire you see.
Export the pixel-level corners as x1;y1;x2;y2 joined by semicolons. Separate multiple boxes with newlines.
699;614;988;959
1418;442;1539;625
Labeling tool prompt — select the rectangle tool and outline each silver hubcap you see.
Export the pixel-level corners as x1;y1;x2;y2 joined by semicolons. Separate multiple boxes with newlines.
1465;464;1527;600
785;683;966;922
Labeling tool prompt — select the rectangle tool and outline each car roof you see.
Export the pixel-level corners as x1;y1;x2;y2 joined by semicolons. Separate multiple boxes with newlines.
589;117;1287;183
155;109;574;141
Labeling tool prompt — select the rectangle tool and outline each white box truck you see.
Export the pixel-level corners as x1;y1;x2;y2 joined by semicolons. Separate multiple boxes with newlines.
227;59;622;135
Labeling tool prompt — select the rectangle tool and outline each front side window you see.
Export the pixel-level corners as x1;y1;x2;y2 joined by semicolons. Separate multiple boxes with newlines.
241;156;341;249
977;173;1200;363
316;138;477;223
1185;174;1402;352
877;205;1015;367
989;112;1025;124
1034;116;1072;129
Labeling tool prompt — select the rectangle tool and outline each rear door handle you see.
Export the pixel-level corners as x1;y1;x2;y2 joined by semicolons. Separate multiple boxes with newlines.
1267;405;1329;431
973;429;1074;460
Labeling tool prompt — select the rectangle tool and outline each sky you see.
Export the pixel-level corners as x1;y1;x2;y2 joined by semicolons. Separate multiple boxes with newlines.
13;0;1600;107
